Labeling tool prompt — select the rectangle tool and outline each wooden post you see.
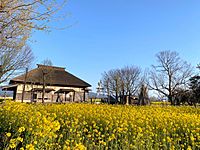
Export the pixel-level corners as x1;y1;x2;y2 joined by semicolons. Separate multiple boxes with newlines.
4;89;7;101
83;89;86;102
22;68;28;103
56;93;59;102
73;91;75;102
51;94;53;102
13;88;17;101
126;95;129;105
42;74;46;103
31;91;33;103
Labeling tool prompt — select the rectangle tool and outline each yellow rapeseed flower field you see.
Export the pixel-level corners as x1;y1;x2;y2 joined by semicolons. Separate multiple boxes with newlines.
0;101;199;150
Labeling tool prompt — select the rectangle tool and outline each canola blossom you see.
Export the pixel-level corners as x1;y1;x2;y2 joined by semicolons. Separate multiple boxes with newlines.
0;101;199;150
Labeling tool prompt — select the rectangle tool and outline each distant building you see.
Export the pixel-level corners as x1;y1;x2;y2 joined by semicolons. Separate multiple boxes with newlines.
2;64;91;102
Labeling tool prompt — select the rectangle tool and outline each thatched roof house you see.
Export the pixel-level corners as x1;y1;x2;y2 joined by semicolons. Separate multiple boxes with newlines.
2;64;91;102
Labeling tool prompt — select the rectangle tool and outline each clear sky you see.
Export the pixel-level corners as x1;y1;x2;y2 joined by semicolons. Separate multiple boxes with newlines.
30;0;200;91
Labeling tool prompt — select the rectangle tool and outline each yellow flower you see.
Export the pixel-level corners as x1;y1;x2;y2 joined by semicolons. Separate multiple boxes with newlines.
74;143;86;150
26;144;35;150
6;132;11;137
187;146;192;150
18;127;25;133
63;145;71;150
65;140;70;145
17;137;23;142
167;136;171;142
190;135;195;141
138;127;142;132
9;139;16;149
59;134;63;138
33;141;37;145
1;101;200;149
87;134;91;138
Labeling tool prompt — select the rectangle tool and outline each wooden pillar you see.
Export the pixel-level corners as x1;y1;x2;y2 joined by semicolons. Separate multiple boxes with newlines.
21;68;28;103
83;89;86;102
13;88;17;101
73;91;75;102
31;91;33;102
4;89;7;101
56;92;59;102
126;95;129;105
51;94;53;102
65;92;66;102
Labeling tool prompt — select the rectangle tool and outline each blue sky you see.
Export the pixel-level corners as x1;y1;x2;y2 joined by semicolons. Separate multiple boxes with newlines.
30;0;200;91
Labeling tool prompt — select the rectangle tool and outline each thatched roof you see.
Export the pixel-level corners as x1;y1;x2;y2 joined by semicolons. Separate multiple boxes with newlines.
10;64;91;88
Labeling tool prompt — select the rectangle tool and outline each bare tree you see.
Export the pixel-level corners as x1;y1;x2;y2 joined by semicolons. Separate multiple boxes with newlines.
119;66;141;104
0;0;67;51
120;66;141;93
39;59;53;103
0;0;66;84
103;69;121;102
41;59;53;66
102;66;141;104
149;50;193;105
0;45;34;84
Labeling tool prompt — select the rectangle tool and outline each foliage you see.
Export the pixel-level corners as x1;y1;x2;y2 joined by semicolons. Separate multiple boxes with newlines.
0;102;199;150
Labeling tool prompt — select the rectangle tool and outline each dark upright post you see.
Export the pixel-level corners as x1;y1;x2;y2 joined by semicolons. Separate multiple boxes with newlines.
22;68;28;103
65;92;66;102
73;91;75;102
83;88;86;102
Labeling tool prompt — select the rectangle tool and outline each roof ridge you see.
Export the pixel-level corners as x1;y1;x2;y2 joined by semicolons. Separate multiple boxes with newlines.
37;64;65;70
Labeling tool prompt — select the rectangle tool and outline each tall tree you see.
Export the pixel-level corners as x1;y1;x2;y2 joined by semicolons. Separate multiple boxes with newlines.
149;50;193;105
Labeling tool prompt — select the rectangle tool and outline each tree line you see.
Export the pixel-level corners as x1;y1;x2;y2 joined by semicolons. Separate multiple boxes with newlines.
101;50;200;106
